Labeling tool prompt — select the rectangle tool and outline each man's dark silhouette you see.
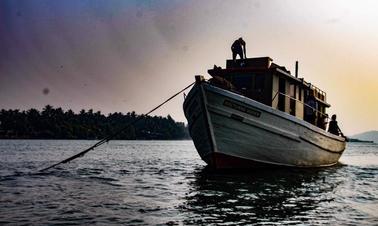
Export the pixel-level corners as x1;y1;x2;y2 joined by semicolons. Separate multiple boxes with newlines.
231;37;246;61
328;114;343;136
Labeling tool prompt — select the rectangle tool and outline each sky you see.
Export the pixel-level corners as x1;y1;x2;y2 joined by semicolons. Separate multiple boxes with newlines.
1;0;377;136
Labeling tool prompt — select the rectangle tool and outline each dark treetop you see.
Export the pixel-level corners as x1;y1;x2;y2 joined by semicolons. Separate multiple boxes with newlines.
0;105;190;140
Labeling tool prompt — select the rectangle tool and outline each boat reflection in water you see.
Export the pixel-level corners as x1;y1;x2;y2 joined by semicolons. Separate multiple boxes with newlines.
182;166;344;225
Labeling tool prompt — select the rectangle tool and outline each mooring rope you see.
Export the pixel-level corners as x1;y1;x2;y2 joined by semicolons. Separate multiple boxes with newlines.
39;81;195;172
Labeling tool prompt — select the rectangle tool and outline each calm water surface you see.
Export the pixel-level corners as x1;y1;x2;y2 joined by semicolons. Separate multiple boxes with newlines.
0;140;377;225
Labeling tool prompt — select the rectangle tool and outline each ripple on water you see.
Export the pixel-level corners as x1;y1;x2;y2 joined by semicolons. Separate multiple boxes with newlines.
0;140;377;225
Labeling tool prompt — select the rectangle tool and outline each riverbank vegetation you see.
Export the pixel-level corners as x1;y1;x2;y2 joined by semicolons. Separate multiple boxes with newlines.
0;105;190;140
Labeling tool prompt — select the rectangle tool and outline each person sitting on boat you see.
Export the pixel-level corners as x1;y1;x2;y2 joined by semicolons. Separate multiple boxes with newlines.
304;90;318;125
231;37;246;61
328;114;344;136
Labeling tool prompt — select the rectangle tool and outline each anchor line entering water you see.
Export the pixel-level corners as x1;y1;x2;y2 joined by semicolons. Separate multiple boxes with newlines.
39;82;195;172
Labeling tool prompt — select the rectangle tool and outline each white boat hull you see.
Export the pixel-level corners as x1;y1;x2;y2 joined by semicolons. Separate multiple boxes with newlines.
183;82;346;168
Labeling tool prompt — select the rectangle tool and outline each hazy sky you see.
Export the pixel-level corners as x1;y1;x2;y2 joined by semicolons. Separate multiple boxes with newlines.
1;0;377;135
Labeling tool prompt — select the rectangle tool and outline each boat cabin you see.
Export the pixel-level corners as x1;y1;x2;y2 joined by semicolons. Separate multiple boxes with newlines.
208;57;330;129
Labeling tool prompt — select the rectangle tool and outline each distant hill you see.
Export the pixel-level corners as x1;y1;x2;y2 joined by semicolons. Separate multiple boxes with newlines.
351;130;378;143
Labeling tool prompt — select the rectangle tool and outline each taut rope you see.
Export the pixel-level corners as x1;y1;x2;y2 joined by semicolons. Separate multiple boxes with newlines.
39;82;195;172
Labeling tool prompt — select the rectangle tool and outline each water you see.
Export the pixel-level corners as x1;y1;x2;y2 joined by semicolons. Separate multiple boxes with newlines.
0;140;377;225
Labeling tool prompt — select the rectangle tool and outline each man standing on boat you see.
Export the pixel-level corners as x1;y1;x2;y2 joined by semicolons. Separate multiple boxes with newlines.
231;37;246;61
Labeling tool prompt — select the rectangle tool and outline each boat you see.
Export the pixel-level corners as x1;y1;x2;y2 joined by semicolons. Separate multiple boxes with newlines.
183;57;346;169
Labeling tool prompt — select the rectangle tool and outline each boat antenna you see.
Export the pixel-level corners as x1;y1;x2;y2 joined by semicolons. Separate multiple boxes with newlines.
38;81;195;172
295;61;299;78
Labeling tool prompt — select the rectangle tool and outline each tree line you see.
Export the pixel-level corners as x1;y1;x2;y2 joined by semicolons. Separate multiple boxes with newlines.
0;105;190;140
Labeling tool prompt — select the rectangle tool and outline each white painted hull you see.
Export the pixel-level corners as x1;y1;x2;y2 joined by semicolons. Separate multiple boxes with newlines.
183;82;346;168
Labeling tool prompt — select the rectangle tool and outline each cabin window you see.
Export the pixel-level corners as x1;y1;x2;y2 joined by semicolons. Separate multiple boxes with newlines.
299;88;302;101
254;74;265;91
304;89;309;102
233;75;252;90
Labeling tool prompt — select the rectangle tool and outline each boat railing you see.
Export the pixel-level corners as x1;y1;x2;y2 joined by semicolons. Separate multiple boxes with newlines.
310;84;327;102
272;91;329;119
